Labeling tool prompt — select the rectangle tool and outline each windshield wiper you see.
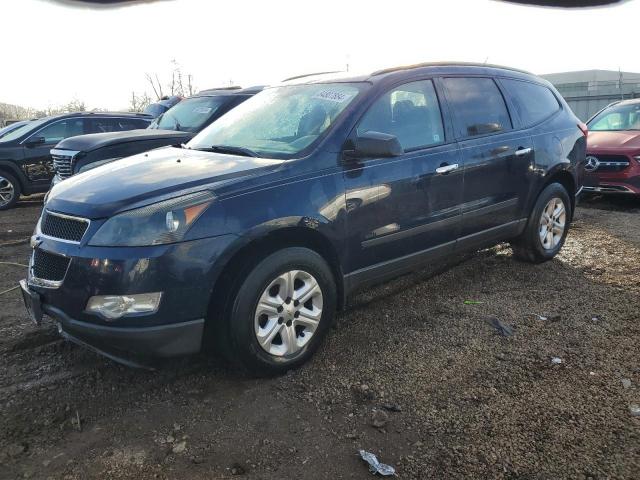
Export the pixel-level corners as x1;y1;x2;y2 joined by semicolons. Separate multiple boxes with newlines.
202;145;260;157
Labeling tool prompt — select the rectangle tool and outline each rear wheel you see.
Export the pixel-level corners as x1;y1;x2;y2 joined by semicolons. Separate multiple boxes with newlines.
216;247;336;376
511;182;572;263
0;172;20;211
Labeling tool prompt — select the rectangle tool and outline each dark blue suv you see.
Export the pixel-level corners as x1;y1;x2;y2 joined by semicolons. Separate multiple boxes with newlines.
21;63;586;374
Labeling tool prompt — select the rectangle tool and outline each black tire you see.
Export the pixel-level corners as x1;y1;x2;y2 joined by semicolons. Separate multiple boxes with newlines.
215;247;337;376
0;171;20;211
511;182;572;263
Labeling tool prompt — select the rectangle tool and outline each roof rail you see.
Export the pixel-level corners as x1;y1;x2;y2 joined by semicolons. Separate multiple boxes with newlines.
282;71;343;82
371;61;532;76
197;86;242;94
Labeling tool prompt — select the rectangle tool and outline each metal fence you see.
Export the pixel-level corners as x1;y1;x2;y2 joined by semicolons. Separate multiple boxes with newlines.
553;80;640;121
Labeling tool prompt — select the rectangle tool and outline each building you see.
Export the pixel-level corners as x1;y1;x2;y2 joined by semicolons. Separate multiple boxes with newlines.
540;69;640;121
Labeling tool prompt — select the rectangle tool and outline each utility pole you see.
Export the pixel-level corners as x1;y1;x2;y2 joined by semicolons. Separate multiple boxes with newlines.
618;68;624;100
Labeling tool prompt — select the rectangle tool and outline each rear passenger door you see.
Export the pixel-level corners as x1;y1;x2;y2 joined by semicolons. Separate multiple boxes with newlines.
442;77;534;248
343;79;463;280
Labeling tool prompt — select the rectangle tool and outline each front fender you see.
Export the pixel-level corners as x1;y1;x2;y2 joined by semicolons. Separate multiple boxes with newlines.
186;167;347;251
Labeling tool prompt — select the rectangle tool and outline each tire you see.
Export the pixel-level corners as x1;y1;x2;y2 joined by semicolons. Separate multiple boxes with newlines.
215;247;337;376
0;171;20;211
511;182;572;263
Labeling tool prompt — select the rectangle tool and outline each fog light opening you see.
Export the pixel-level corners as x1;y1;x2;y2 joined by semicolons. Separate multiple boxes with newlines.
85;292;163;320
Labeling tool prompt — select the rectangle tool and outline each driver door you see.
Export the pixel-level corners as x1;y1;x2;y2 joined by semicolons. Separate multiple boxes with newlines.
22;117;87;185
343;79;464;288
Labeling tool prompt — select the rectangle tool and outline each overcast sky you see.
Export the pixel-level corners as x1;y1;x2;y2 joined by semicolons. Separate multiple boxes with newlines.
1;0;639;111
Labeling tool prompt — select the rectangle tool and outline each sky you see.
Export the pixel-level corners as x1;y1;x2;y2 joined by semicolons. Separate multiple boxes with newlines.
1;0;639;111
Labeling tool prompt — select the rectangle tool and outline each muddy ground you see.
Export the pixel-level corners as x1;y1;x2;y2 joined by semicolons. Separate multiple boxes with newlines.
0;194;639;479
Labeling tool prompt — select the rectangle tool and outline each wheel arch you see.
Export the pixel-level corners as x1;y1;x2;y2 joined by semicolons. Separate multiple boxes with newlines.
541;167;576;219
0;161;27;193
207;225;345;325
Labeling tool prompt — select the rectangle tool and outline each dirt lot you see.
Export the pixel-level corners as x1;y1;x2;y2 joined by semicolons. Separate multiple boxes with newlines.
1;194;639;480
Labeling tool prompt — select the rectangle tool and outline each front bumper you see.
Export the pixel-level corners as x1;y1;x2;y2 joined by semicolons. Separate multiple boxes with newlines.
584;154;640;195
46;304;204;358
25;229;237;362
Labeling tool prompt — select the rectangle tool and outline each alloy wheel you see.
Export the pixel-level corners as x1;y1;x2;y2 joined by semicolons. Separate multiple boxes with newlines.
539;197;566;250
0;176;15;208
254;269;323;357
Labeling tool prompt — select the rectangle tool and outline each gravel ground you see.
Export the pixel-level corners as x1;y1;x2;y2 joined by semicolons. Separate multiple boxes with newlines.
0;194;639;479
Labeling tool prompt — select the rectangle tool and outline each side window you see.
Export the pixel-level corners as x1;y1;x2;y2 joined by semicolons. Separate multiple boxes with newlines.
443;77;512;138
89;118;149;133
501;79;560;127
132;118;151;129
32;119;85;144
89;118;122;133
357;79;445;151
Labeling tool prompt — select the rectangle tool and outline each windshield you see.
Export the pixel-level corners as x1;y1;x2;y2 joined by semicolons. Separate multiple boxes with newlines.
588;103;640;131
0;118;47;143
188;83;364;158
0;121;28;139
150;96;229;132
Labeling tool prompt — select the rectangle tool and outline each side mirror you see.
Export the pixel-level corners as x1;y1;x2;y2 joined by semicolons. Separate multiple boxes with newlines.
25;136;46;147
347;131;404;159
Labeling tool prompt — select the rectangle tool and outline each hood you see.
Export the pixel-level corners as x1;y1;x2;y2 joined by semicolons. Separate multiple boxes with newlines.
587;130;640;152
46;147;283;218
55;129;192;153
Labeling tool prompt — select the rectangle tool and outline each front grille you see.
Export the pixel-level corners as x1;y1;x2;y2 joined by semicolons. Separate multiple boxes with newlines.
41;211;89;242
52;154;73;178
32;249;70;282
591;154;630;172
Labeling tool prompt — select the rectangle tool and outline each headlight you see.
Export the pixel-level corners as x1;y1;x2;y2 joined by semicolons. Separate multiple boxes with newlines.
634;155;640;163
89;191;214;247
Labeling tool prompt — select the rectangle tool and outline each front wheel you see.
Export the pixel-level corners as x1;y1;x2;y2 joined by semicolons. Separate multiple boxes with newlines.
219;247;337;376
511;182;572;263
0;172;20;211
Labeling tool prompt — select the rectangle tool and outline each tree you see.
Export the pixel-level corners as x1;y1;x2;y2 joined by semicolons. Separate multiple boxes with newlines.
129;91;152;112
64;98;86;112
144;60;197;101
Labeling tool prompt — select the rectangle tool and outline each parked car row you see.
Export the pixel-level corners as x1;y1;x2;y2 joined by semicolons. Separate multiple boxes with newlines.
19;62;587;374
0;112;152;209
51;86;262;186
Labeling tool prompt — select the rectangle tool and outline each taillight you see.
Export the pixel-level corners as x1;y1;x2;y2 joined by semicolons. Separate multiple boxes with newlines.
578;122;588;138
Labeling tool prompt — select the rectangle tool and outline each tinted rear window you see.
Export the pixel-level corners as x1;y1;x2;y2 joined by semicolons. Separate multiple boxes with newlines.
443;77;512;138
501;79;560;127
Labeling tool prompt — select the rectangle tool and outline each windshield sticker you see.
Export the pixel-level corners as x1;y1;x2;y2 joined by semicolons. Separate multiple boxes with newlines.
193;107;213;114
313;90;354;103
433;133;441;142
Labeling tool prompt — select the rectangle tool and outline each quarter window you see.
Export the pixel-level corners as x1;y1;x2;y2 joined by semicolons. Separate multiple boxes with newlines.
357;80;445;150
501;79;560;127
443;77;512;138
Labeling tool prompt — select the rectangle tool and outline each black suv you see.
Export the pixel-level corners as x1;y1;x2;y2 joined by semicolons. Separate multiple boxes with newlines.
0;112;151;210
21;63;586;374
50;87;262;185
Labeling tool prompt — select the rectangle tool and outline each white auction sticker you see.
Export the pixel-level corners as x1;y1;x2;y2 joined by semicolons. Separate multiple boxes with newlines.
313;90;354;103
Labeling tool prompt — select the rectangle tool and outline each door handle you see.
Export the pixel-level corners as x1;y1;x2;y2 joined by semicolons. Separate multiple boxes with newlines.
515;147;533;157
435;163;459;174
